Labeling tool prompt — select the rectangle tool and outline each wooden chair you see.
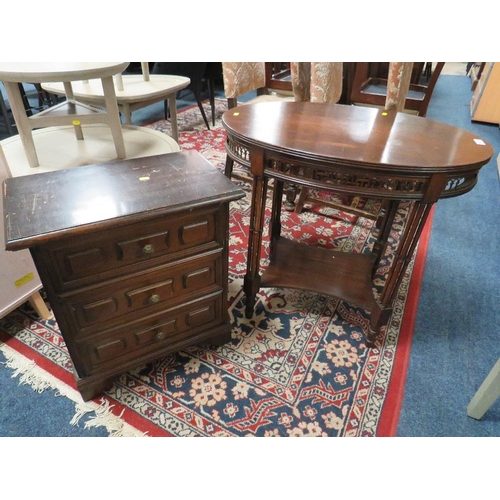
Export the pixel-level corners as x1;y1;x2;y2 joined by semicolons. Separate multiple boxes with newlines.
265;63;293;93
349;62;445;117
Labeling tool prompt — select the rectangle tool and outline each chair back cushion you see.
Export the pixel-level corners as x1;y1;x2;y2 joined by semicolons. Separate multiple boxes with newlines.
222;62;266;98
291;62;343;103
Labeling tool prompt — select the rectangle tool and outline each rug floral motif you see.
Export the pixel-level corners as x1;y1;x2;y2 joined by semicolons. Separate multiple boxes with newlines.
0;99;418;436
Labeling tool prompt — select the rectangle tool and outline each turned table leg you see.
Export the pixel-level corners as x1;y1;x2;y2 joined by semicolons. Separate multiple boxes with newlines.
244;151;268;319
367;200;434;347
367;302;393;347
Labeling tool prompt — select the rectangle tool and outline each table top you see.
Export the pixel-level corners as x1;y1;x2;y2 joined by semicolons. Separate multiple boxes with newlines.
41;74;191;103
222;102;494;174
3;150;245;250
0;62;129;83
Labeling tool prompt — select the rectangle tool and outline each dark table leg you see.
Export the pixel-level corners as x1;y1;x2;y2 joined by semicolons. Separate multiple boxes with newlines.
367;200;434;346
244;157;268;318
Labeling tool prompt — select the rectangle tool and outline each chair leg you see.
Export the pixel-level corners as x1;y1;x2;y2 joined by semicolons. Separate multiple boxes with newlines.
195;94;210;130
189;92;210;130
208;78;216;126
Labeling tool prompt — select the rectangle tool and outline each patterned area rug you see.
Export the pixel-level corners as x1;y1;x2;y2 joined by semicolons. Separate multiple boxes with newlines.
0;99;431;436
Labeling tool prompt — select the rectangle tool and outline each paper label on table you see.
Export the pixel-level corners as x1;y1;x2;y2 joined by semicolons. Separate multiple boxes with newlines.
474;139;486;145
72;120;81;126
14;272;34;288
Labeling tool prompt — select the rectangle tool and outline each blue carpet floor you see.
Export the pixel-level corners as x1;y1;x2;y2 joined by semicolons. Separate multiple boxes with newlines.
1;74;499;437
396;75;500;436
0;360;109;436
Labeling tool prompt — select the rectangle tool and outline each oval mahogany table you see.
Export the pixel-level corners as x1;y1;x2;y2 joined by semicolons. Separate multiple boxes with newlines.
222;101;494;347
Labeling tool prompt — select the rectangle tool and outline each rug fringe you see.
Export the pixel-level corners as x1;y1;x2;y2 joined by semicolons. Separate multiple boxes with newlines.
0;342;146;437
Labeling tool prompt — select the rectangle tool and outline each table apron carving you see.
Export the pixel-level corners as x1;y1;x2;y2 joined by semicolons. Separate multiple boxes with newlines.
226;137;480;201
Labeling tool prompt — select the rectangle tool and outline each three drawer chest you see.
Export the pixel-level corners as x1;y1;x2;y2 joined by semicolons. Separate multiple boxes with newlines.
2;150;244;400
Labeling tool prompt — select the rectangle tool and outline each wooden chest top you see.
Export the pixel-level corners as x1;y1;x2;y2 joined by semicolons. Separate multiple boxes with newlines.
3;150;244;250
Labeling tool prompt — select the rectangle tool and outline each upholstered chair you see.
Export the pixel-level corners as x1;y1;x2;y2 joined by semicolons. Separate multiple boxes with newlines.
290;62;343;103
222;62;295;109
350;62;444;117
222;62;346;183
222;62;295;181
385;62;414;112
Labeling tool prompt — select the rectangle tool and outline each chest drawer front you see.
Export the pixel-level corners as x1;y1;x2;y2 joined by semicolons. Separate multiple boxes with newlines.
62;249;222;335
46;206;221;292
74;291;225;376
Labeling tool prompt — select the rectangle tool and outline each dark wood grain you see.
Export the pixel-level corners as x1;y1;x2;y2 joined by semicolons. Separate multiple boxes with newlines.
223;102;493;173
4;150;243;250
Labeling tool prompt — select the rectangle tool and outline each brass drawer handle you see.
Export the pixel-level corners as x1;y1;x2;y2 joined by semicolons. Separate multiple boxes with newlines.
142;244;155;256
148;294;160;305
155;330;166;341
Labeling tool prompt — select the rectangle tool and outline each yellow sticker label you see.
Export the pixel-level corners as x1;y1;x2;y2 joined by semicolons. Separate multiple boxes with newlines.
72;120;81;126
14;272;35;288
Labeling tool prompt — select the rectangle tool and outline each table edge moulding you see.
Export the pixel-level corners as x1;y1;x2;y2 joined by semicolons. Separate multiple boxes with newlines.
222;101;493;348
2;150;245;401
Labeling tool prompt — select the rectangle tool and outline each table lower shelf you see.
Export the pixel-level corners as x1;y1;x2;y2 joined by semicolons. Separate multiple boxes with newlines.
260;238;378;311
